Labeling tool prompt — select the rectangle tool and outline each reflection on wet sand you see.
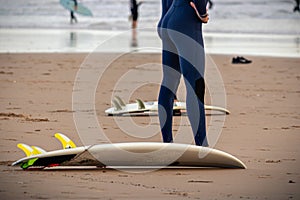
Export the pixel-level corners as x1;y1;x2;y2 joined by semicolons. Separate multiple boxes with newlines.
69;32;77;48
131;28;138;47
0;29;299;57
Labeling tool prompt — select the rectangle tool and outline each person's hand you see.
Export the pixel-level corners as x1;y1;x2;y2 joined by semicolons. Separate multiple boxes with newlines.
190;2;209;23
74;5;78;11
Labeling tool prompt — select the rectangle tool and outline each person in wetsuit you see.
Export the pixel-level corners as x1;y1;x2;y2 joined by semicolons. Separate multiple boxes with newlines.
157;0;209;146
130;0;143;28
70;0;78;24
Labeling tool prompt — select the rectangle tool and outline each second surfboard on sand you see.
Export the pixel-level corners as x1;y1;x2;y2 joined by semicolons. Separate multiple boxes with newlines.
105;96;230;116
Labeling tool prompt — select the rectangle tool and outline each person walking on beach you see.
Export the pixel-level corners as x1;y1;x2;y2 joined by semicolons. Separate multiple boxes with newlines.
70;0;78;24
157;0;209;146
130;0;143;28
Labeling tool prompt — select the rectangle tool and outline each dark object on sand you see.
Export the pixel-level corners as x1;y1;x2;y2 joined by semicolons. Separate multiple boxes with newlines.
232;56;252;64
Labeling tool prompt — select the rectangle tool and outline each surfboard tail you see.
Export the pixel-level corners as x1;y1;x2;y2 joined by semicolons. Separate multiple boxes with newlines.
17;144;46;169
54;133;77;149
15;133;78;169
204;105;231;114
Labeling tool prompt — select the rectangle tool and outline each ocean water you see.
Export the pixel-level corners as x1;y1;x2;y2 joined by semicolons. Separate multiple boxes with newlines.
0;0;300;34
0;0;299;56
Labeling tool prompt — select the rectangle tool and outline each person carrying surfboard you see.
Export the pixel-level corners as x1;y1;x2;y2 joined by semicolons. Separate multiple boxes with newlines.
157;0;209;147
70;0;78;24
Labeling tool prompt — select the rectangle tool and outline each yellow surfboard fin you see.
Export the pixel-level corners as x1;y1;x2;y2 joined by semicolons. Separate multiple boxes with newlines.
17;143;46;157
31;146;47;155
54;133;76;149
17;143;34;157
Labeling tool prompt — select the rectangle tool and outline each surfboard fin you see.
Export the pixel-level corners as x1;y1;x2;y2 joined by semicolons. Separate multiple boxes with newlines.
18;145;42;169
54;133;76;149
17;143;34;157
112;99;122;111
114;96;126;107
17;143;46;157
20;158;39;169
31;146;47;154
136;99;145;110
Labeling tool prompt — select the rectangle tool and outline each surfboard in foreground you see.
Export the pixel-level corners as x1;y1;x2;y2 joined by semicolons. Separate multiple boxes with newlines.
60;0;93;16
105;96;230;116
12;133;246;169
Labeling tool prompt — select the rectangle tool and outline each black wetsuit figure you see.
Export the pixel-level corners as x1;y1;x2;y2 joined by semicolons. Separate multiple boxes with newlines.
130;0;142;28
130;0;139;21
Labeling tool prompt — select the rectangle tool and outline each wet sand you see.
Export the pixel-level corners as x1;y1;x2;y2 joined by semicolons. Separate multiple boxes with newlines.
0;53;299;199
1;29;299;58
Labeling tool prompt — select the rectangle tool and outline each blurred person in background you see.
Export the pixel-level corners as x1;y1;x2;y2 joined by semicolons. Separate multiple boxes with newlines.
130;0;143;28
70;0;78;23
294;0;300;12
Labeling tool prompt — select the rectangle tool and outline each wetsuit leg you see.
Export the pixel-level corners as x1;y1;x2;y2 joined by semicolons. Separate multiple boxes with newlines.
158;3;182;143
70;11;74;21
177;54;207;146
70;11;77;23
158;32;181;143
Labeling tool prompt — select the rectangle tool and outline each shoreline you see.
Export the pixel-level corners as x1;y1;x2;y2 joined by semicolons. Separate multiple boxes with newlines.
1;28;299;58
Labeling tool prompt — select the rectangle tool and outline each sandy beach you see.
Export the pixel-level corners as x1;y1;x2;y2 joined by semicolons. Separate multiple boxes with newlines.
0;52;299;199
1;0;300;198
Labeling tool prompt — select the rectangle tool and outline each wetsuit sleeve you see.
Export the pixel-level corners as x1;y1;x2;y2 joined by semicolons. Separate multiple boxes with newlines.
193;0;207;16
73;0;78;6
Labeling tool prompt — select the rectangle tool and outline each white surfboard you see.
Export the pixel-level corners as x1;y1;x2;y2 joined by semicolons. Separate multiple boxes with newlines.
59;0;93;16
105;96;230;116
13;142;246;169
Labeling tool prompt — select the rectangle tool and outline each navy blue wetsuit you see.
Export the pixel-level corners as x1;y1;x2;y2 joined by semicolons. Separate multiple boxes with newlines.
157;0;208;146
